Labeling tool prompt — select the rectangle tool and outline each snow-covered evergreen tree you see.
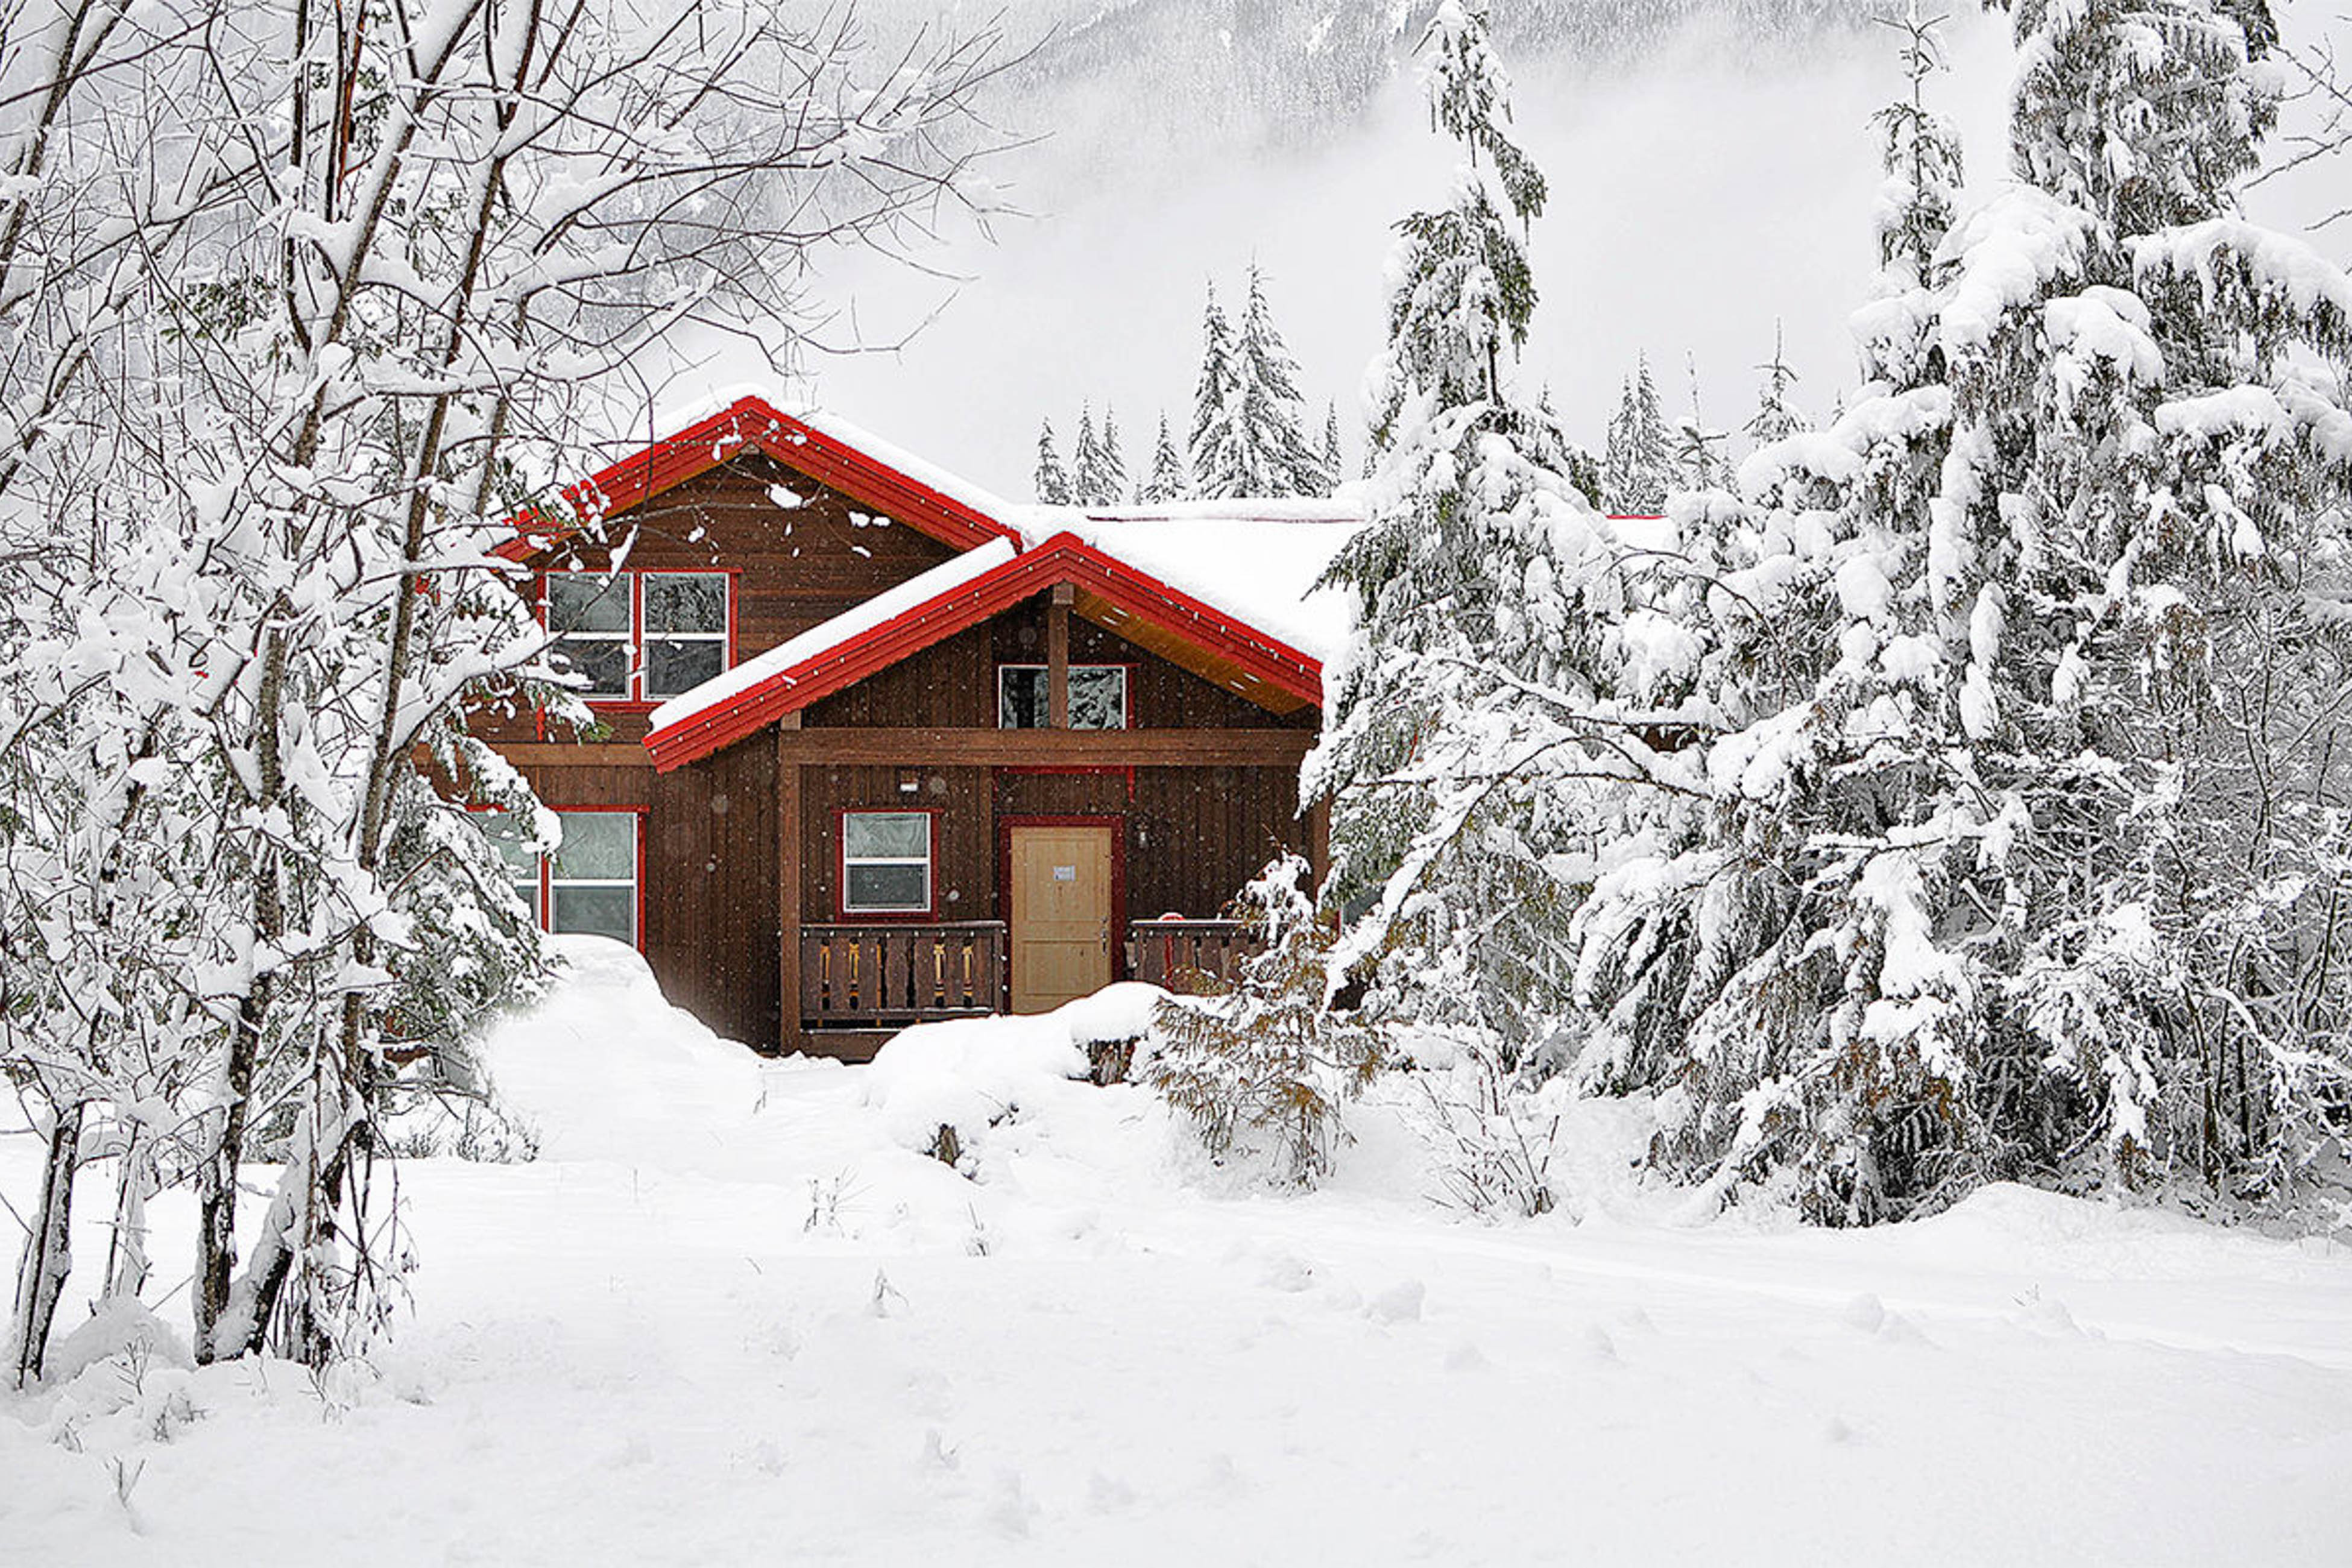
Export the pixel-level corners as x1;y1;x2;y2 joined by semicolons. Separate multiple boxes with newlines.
1034;418;1073;505
1189;282;1244;499
1601;358;1669;512
1071;406;1113;506
1565;0;2352;1223
1096;408;1129;505
1319;402;1345;494
1742;321;1809;452
1234;265;1321;496
1669;357;1728;492
1139;412;1191;503
1309;0;1621;1068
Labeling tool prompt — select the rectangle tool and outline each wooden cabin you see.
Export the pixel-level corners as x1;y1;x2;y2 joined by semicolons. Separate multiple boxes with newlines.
473;393;1354;1059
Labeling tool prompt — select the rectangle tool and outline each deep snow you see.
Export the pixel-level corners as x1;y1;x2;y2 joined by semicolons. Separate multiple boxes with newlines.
5;939;2351;1565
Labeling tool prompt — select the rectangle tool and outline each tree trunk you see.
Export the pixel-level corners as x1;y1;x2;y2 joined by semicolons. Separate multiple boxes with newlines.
6;1101;85;1388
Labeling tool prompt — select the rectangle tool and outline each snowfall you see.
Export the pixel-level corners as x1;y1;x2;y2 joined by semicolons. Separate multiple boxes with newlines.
5;940;2350;1566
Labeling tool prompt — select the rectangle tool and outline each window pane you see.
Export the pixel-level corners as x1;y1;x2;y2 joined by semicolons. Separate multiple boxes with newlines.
643;573;727;634
476;813;541;916
550;884;635;943
552;635;630;697
843;811;929;860
998;667;1046;729
547;574;629;632
846;862;927;912
645;638;725;698
1070;666;1127;729
553;811;635;879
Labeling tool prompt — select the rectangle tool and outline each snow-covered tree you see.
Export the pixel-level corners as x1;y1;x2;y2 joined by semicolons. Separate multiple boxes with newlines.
1150;857;1385;1184
1073;405;1127;506
1601;358;1669;512
1669;357;1729;493
1139;412;1190;503
1189;281;1243;499
1743;322;1809;452
1035;418;1073;504
1565;0;2352;1223
1309;0;1622;1069
1319;402;1346;494
2;0;1008;1381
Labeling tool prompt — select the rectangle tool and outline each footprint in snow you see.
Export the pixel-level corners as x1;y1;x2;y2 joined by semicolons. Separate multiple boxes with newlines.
1444;1338;1487;1372
1365;1279;1426;1325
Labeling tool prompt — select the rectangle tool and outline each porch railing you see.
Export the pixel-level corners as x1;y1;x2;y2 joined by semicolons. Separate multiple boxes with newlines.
1124;918;1251;994
802;922;1007;1028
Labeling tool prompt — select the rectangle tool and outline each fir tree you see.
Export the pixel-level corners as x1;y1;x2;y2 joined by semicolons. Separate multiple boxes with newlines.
1318;402;1345;495
1140;411;1190;503
1601;357;1668;512
1232;263;1320;496
1097;406;1129;505
1189;282;1244;499
1743;321;1808;453
1668;355;1727;492
1310;0;1611;1067
1070;405;1103;505
1033;418;1071;505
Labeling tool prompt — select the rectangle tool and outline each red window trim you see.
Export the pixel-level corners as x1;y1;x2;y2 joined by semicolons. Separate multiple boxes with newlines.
993;660;1137;731
997;814;1129;987
835;805;942;922
539;566;739;710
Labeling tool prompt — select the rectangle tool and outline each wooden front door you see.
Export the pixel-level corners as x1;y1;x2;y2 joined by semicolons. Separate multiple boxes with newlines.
1009;823;1115;1014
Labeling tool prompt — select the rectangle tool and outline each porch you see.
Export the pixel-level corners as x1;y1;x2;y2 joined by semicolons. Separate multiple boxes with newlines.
795;918;1249;1054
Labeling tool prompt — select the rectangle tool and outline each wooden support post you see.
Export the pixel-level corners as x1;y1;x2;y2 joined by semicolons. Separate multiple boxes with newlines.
1308;794;1332;893
1048;582;1073;729
776;714;803;1056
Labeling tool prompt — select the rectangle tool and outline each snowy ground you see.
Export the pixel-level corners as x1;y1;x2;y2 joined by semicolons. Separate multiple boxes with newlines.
7;940;2352;1566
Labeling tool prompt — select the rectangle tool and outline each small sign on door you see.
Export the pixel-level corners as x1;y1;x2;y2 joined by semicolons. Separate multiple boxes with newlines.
1053;864;1077;881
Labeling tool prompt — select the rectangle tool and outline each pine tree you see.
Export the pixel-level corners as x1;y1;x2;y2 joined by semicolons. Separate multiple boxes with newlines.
1070;406;1103;505
1310;0;1615;1068
1568;0;2352;1222
1601;357;1668;512
1034;418;1071;505
1231;263;1320;496
1743;321;1808;453
1189;282;1244;499
1097;407;1129;505
1140;411;1190;503
1669;355;1727;492
1318;402;1345;495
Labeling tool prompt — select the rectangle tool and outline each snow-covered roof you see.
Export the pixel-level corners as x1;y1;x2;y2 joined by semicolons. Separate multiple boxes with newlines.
1010;499;1366;666
647;538;1019;734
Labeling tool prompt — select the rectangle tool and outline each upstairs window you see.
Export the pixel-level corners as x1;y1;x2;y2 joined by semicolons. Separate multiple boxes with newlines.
643;573;728;697
998;664;1129;730
547;575;632;698
543;570;730;703
841;811;933;915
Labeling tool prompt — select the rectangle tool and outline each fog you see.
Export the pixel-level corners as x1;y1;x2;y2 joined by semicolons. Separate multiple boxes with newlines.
663;2;2337;500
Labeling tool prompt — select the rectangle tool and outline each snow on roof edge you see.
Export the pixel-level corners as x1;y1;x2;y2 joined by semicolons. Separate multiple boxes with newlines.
647;538;1020;733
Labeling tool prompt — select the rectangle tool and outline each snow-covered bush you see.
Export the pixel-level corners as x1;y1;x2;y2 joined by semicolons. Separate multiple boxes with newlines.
1150;857;1387;1185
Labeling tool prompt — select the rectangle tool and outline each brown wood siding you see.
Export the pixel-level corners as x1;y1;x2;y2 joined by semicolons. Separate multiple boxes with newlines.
474;452;962;747
801;765;994;924
514;748;779;1052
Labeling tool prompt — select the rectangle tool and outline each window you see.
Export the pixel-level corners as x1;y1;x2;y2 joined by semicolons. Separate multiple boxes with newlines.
643;573;728;698
548;811;638;943
997;664;1129;730
841;811;932;915
479;811;544;918
546;575;632;698
543;570;730;702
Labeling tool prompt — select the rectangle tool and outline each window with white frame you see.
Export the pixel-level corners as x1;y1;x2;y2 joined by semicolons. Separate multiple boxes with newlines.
642;572;728;697
841;811;932;915
997;664;1129;730
548;811;638;943
474;808;639;944
543;570;729;702
546;574;632;698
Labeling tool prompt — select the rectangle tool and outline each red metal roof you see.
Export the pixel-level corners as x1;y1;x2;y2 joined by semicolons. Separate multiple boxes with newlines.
491;394;1021;562
643;531;1325;772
